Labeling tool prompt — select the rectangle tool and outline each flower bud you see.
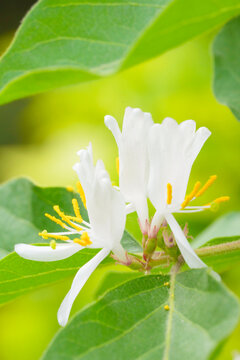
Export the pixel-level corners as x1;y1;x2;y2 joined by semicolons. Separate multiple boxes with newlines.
127;255;145;271
163;229;176;248
144;237;157;256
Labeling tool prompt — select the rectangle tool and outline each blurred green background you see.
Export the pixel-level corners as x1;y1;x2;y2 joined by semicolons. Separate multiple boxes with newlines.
0;2;240;360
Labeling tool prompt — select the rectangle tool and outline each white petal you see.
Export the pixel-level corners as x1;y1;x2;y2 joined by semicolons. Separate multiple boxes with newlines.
165;213;206;269
14;243;82;262
57;248;110;326
73;144;95;201
150;211;164;235
88;178;126;250
133;195;149;231
126;203;135;214
148;120;210;209
187;126;211;163
104;115;121;147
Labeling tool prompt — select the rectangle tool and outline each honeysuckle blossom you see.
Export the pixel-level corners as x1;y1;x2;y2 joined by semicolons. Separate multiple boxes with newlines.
15;144;126;326
105;107;153;233
148;117;229;269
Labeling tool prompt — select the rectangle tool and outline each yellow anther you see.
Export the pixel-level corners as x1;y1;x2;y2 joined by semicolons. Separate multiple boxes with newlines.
50;240;56;249
212;196;230;204
39;232;69;241
66;186;74;192
164;305;170;311
53;205;82;231
72;198;83;222
81;231;92;245
164;282;170;286
116;157;119;175
181;195;191;209
39;229;48;239
195;175;217;197
65;215;82;224
181;181;202;209
73;232;92;246
45;213;66;229
166;183;172;205
77;181;87;209
189;181;201;199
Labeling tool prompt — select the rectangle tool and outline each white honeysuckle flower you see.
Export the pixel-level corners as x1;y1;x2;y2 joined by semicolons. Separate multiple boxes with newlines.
104;106;153;233
15;144;126;326
148;117;229;270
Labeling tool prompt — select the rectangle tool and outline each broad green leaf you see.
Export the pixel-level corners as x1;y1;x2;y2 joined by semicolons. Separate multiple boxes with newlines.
0;248;112;306
95;271;141;298
193;212;240;248
0;177;141;253
213;16;240;120
42;270;239;360
1;0;240;105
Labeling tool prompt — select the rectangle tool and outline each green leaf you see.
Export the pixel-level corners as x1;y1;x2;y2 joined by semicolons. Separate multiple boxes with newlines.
1;0;240;105
42;270;239;360
95;271;141;298
0;248;112;306
193;212;240;248
0;177;140;253
213;16;240;120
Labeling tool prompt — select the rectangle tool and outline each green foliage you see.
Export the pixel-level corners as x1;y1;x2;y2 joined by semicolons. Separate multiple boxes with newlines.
193;212;240;248
0;248;112;306
213;16;240;120
42;270;239;360
0;0;240;105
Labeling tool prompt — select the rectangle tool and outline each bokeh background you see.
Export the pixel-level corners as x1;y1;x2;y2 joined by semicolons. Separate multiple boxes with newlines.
0;2;240;359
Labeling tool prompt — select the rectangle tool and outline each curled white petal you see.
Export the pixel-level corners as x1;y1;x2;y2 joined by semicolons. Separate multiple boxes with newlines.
165;213;206;269
15;243;82;262
104;115;121;147
57;248;110;326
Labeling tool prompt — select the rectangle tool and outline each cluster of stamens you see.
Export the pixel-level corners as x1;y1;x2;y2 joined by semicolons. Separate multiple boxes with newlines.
166;174;229;211
39;182;92;249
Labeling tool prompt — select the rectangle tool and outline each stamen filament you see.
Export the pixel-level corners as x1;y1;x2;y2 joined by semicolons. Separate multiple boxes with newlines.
195;175;217;197
166;183;172;205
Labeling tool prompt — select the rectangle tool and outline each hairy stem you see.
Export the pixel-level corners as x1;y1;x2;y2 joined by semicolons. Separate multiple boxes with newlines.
196;239;240;257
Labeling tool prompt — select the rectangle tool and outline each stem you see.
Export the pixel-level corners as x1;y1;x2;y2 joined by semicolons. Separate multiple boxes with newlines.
195;240;240;257
149;239;240;271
